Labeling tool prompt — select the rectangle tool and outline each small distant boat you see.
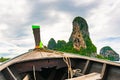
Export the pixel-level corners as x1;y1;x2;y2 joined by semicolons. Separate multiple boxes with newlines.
0;25;120;80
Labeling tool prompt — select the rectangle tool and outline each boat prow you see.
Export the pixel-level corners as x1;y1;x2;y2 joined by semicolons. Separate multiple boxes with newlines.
0;49;120;80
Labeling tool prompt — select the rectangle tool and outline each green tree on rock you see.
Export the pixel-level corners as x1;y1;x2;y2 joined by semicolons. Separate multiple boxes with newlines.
47;38;56;50
56;40;67;51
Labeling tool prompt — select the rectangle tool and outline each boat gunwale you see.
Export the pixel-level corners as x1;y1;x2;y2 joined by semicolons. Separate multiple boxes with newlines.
0;51;120;71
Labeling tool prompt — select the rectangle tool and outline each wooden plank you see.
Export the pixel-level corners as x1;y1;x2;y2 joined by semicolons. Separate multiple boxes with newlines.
65;72;101;80
101;63;107;78
6;67;17;80
82;60;90;74
33;65;36;80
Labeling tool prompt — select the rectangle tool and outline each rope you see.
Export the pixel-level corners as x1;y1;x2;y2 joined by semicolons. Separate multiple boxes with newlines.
63;56;73;79
33;65;36;80
53;51;73;79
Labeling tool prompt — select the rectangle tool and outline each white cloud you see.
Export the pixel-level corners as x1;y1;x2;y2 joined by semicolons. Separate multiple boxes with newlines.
0;0;32;58
40;10;72;45
87;0;120;54
0;0;31;39
0;39;32;58
88;0;120;37
0;23;8;39
0;0;31;23
0;24;8;30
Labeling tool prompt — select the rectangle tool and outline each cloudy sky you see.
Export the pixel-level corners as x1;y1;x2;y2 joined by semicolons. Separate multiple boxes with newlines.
0;0;120;58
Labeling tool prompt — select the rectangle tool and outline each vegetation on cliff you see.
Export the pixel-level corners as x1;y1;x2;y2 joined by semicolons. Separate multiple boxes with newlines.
47;16;119;61
48;38;57;50
48;16;96;57
48;38;96;57
0;57;10;62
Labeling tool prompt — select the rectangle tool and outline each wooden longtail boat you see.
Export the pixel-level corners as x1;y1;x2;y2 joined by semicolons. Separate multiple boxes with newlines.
0;26;120;80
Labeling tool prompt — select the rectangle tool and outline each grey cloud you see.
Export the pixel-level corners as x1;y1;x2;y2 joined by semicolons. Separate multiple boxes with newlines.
52;0;101;17
2;25;28;39
27;0;59;25
0;53;11;57
27;0;101;25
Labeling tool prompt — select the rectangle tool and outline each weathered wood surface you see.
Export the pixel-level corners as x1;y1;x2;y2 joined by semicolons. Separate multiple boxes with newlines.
66;72;101;80
0;50;120;71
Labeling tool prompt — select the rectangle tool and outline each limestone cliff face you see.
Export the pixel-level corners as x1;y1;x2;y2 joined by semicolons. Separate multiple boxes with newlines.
69;16;95;51
100;46;119;61
70;22;86;50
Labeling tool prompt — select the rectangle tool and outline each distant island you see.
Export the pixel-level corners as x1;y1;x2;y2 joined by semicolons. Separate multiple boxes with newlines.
47;16;119;61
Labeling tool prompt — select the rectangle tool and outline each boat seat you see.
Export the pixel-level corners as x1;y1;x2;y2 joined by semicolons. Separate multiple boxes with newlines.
66;72;101;80
23;74;30;80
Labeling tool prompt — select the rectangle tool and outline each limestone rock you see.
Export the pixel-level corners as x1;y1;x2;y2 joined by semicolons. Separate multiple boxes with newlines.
48;16;97;56
70;21;86;50
100;46;119;61
69;16;95;51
